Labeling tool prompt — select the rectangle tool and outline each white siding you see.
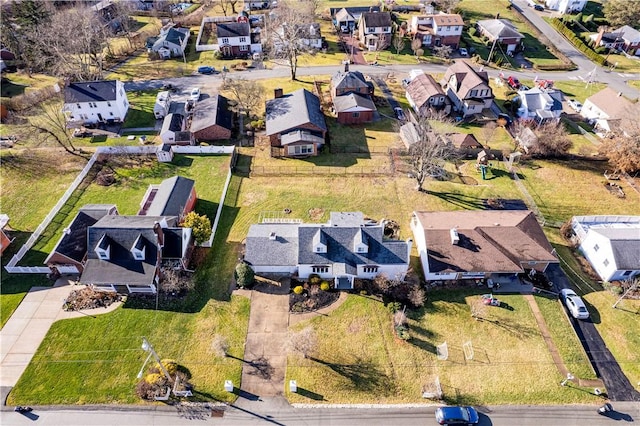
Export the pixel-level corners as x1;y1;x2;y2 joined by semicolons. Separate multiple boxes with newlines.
253;265;298;274
579;231;617;282
299;264;332;279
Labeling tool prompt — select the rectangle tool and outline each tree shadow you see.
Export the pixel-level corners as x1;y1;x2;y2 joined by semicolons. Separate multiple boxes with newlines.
474;316;538;339
424;191;487;210
308;356;390;392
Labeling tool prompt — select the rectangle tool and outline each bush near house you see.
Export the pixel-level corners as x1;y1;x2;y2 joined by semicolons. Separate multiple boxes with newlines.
235;262;255;288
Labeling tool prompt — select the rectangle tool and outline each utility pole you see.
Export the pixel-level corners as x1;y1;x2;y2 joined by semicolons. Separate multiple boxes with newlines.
487;37;498;65
141;337;171;381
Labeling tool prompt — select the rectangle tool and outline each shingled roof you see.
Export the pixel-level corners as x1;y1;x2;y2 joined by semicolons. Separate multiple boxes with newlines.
442;61;490;99
333;92;376;112
217;22;250;38
146;176;195;217
406;73;445;107
190;94;233;133
585;87;634;119
477;19;524;40
64;80;121;103
360;11;392;28
266;88;327;136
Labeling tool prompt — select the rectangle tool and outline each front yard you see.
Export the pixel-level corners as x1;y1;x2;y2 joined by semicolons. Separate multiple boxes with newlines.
286;292;599;404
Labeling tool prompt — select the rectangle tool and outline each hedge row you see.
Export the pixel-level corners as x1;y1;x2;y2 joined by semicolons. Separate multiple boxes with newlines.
549;18;607;66
534;63;577;71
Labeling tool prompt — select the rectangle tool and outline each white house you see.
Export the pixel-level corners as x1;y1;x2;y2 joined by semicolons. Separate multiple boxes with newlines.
411;210;558;281
441;61;494;117
358;11;393;51
148;24;190;58
159;113;192;145
409;13;464;48
154;91;171;119
244;212;412;289
580;87;634;133
571;216;640;283
63;80;129;126
545;0;587;14
517;87;563;123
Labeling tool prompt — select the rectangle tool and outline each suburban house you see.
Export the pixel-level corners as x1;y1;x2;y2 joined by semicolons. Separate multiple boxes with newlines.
331;65;376;124
154;91;171;119
265;88;327;157
441;61;494;117
590;28;626;50
409;13;464;49
79;215;193;294
405;73;451;117
411;210;558;281
160;113;193;145
147;24;190;58
476;19;524;53
44;205;119;274
280;23;322;50
190;94;233;141
0;214;13;256
332;6;380;31
570;215;640;283
580;87;634;133
62;80;129;126
615;25;640;56
517;87;563;123
358;11;393;51
138;176;197;219
216;22;252;58
243;0;270;10
244;212;412;289
545;0;587;14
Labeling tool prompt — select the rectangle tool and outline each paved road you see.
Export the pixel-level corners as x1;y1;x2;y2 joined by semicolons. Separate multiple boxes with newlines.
1;401;638;425
546;264;640;402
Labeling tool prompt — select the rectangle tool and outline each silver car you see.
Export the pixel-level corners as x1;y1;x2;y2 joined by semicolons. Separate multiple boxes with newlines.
560;289;589;320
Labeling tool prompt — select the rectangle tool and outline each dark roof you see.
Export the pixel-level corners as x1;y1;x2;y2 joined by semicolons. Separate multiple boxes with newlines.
146;176;195;217
81;216;170;285
592;228;640;270
477;19;523;40
448;133;483;149
190;94;233;133
412;210;558;274
162;113;184;134
331;6;380;18
45;205;118;264
331;70;370;92
164;27;189;45
64;80;121;103
217;22;250;38
360;11;392;28
266;89;327;136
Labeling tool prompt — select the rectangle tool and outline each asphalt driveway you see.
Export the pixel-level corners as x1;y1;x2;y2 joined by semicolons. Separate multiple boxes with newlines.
546;264;640;401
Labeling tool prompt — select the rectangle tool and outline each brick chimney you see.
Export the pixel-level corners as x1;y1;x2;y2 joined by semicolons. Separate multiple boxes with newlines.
153;221;165;247
274;88;283;99
344;62;349;72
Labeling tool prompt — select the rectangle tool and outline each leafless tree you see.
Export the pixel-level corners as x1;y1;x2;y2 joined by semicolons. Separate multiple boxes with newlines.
393;310;408;327
110;1;137;50
160;268;195;293
393;34;406;55
219;0;240;16
406;117;457;192
408;284;426;308
411;38;422;56
531;121;573;158
481;121;498;148
433;45;453;59
264;0;317;80
223;77;264;118
435;0;460;13
287;326;317;359
599;106;640;174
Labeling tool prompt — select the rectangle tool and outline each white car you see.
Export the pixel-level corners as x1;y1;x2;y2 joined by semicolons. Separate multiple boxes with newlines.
568;99;583;112
189;87;201;102
459;47;468;56
560;289;589;320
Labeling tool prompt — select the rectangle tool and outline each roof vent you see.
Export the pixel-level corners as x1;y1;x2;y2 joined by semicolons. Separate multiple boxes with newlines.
494;223;500;226
269;232;277;241
450;228;459;245
63;227;71;235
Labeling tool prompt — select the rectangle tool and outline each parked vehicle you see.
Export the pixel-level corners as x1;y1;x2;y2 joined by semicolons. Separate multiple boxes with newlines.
567;99;583;112
560;288;590;320
497;113;513;126
435;406;479;425
197;66;215;75
393;107;406;121
189;87;201;101
534;4;544;11
459;47;468;56
161;83;177;92
507;76;521;89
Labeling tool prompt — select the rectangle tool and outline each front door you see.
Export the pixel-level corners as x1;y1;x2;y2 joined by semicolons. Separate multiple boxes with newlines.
97;113;103;122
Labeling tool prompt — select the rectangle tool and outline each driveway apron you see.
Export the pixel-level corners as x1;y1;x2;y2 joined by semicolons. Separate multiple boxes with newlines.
239;281;290;398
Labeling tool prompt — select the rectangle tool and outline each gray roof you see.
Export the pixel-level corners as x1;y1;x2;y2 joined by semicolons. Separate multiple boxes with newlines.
331;70;370;92
334;8;355;22
333;92;376;112
406;73;445;109
161;113;184;134
146;176;195;217
64;80;121;103
245;224;300;266
360;11;392;28
45;205;118;264
266;89;327;136
217;22;250;38
592;228;640;270
477;19;524;40
331;6;380;20
190;94;233;133
81;215;180;286
280;130;325;146
520;87;563;113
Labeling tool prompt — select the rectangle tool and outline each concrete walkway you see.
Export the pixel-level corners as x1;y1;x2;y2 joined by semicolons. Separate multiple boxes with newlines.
239;281;290;398
0;279;121;388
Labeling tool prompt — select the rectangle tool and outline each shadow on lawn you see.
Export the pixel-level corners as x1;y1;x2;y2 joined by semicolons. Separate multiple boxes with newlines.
308;356;390;393
423;191;487;210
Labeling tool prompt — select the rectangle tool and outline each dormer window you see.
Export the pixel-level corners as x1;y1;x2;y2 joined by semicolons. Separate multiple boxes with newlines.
313;229;327;253
354;229;368;254
131;234;146;261
95;234;110;260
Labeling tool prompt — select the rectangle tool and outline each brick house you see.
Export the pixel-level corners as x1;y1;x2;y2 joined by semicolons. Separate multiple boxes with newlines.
331;64;376;124
265;88;327;157
190;94;233;141
476;19;523;53
217;22;251;58
409;13;464;49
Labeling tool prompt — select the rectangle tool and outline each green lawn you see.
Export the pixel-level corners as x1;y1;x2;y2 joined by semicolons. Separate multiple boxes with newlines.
286;292;600;404
8;295;250;405
121;90;159;129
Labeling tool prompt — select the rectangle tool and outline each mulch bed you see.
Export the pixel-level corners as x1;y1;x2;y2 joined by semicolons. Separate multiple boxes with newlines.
290;286;340;313
63;287;122;311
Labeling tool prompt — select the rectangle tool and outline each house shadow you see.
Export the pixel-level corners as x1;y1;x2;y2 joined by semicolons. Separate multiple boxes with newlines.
424;191;486;210
295;387;325;401
0;78;28;97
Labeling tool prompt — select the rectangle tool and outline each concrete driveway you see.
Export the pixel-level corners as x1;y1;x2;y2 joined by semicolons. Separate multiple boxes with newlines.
546;264;640;401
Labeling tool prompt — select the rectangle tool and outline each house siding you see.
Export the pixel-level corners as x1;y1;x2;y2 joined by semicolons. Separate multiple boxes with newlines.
578;232;621;282
46;252;85;273
63;81;129;124
0;231;10;255
337;110;374;124
270;123;326;147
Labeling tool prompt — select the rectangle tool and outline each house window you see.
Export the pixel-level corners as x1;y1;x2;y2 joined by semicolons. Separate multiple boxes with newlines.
289;144;314;155
312;266;329;273
109;112;114;116
240;45;248;51
454;26;459;31
593;244;599;252
363;266;378;273
107;102;111;107
222;37;229;44
603;259;609;267
368;27;374;32
76;103;81;109
384;27;390;32
622;270;632;276
357;247;366;253
133;251;144;260
352;112;360;118
470;90;478;97
240;37;246;42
